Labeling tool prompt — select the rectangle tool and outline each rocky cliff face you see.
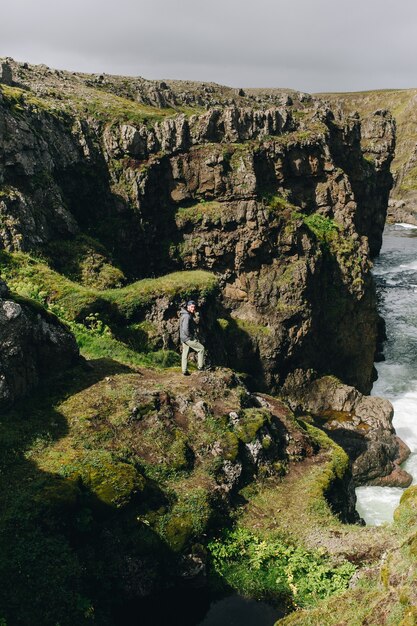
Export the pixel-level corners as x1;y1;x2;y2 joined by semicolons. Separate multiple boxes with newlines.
0;58;395;397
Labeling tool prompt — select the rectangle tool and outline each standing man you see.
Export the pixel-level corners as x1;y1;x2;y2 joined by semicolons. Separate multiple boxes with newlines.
180;300;205;375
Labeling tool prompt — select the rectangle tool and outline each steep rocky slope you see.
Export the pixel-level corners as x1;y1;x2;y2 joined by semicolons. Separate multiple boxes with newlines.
0;57;395;395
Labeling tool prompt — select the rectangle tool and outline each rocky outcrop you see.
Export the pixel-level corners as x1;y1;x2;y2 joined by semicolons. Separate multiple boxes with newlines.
288;375;412;487
0;279;79;407
387;198;417;225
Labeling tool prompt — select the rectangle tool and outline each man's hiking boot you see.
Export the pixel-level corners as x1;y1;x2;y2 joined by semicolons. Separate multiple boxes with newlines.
182;371;191;376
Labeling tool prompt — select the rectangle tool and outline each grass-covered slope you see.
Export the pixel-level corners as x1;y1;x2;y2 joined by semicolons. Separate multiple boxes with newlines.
0;243;366;623
0;247;218;369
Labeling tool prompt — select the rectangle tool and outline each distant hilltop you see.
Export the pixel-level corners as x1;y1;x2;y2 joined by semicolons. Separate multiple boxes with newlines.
0;55;309;112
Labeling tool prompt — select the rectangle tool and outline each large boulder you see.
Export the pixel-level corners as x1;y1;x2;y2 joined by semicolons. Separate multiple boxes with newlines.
0;279;79;407
287;375;412;487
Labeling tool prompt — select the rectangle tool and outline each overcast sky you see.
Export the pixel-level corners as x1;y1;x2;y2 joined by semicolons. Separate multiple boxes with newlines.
1;0;416;93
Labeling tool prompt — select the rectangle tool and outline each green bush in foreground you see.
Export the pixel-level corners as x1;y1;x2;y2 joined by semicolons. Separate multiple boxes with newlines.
208;526;355;609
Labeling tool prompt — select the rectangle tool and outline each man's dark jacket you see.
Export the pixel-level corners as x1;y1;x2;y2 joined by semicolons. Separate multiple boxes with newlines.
180;308;196;343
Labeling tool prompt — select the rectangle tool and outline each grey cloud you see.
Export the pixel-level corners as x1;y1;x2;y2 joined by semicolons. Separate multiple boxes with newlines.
1;0;417;92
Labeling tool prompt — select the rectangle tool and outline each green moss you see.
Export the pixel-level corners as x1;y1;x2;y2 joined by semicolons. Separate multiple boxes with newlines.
399;166;417;193
169;431;193;471
234;318;272;337
234;408;269;444
217;318;229;331
259;192;298;216
43;235;126;289
217;316;271;341
175;200;224;227
298;213;340;242
103;269;218;320
261;435;272;450
275;259;305;287
61;452;146;508
0;84;64;119
160;487;212;552
300;422;350;517
163;513;195;552
177;236;204;260
221;431;240;462
394;485;417;528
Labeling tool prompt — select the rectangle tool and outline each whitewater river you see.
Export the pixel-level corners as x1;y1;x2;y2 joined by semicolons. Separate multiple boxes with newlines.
356;223;417;525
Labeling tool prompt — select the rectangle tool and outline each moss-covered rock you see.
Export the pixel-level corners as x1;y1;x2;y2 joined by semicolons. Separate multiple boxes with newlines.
234;408;270;444
61;452;146;508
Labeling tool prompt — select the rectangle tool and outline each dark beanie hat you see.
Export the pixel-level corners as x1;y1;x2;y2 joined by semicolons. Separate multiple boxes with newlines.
187;300;196;307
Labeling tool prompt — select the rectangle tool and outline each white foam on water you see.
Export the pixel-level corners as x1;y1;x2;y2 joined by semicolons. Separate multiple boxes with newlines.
354;227;417;525
356;486;404;526
403;454;417;485
399;261;417;272
395;223;417;230
356;390;417;525
392;394;417;453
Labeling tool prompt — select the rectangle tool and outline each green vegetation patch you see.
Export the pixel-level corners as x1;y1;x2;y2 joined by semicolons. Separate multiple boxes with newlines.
300;423;350;515
399;165;417;194
60;450;146;508
292;212;366;293
217;317;272;339
43;234;126;289
103;269;218;320
208;526;355;608
299;213;340;242
175;200;225;227
0;84;65;119
73;90;178;127
158;487;212;552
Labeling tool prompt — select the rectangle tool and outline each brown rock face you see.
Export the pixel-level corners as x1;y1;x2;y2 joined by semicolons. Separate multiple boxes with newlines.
0;65;395;394
288;375;412;487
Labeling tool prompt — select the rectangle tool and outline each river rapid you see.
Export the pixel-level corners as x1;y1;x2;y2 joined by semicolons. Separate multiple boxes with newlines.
356;223;417;524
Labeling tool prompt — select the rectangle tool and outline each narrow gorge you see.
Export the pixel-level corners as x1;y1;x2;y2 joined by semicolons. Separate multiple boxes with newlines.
1;57;417;626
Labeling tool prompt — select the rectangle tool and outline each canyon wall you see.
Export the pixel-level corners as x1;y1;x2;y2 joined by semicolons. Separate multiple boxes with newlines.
0;58;395;395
